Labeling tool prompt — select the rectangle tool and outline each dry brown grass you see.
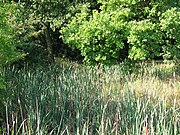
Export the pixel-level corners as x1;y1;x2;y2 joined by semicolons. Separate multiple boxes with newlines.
100;62;180;107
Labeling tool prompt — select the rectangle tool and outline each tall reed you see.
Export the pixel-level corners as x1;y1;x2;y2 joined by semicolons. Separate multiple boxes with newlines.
1;62;179;135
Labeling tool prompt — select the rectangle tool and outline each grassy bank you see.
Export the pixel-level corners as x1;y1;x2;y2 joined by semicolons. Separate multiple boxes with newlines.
0;62;179;135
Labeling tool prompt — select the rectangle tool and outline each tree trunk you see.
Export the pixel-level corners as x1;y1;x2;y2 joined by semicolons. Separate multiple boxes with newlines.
45;23;55;63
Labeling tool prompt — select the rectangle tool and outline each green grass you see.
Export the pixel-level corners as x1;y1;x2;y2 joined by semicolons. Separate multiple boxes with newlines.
0;62;179;135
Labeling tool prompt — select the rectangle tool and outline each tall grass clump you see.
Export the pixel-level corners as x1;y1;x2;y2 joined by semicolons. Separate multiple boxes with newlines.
1;62;179;135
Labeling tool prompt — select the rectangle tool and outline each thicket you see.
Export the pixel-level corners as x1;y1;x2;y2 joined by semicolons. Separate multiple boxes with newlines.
61;0;180;65
5;0;99;65
0;0;179;66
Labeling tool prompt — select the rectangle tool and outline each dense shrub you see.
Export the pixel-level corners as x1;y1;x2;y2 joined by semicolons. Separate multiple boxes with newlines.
61;0;180;65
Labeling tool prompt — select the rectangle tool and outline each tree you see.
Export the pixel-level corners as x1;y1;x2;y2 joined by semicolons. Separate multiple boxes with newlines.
61;0;180;65
10;0;99;64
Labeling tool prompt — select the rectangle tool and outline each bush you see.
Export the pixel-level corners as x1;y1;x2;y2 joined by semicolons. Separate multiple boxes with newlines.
61;0;180;65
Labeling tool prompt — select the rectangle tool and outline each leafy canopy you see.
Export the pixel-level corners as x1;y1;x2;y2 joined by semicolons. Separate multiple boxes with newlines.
61;0;180;65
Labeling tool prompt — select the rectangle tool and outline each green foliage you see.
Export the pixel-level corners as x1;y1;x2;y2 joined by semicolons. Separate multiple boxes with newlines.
160;7;180;59
61;0;180;65
127;20;162;60
0;3;20;88
61;3;128;65
7;0;98;64
0;3;22;122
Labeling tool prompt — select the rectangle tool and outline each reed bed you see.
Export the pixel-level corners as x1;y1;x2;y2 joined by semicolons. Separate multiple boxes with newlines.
0;62;179;135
